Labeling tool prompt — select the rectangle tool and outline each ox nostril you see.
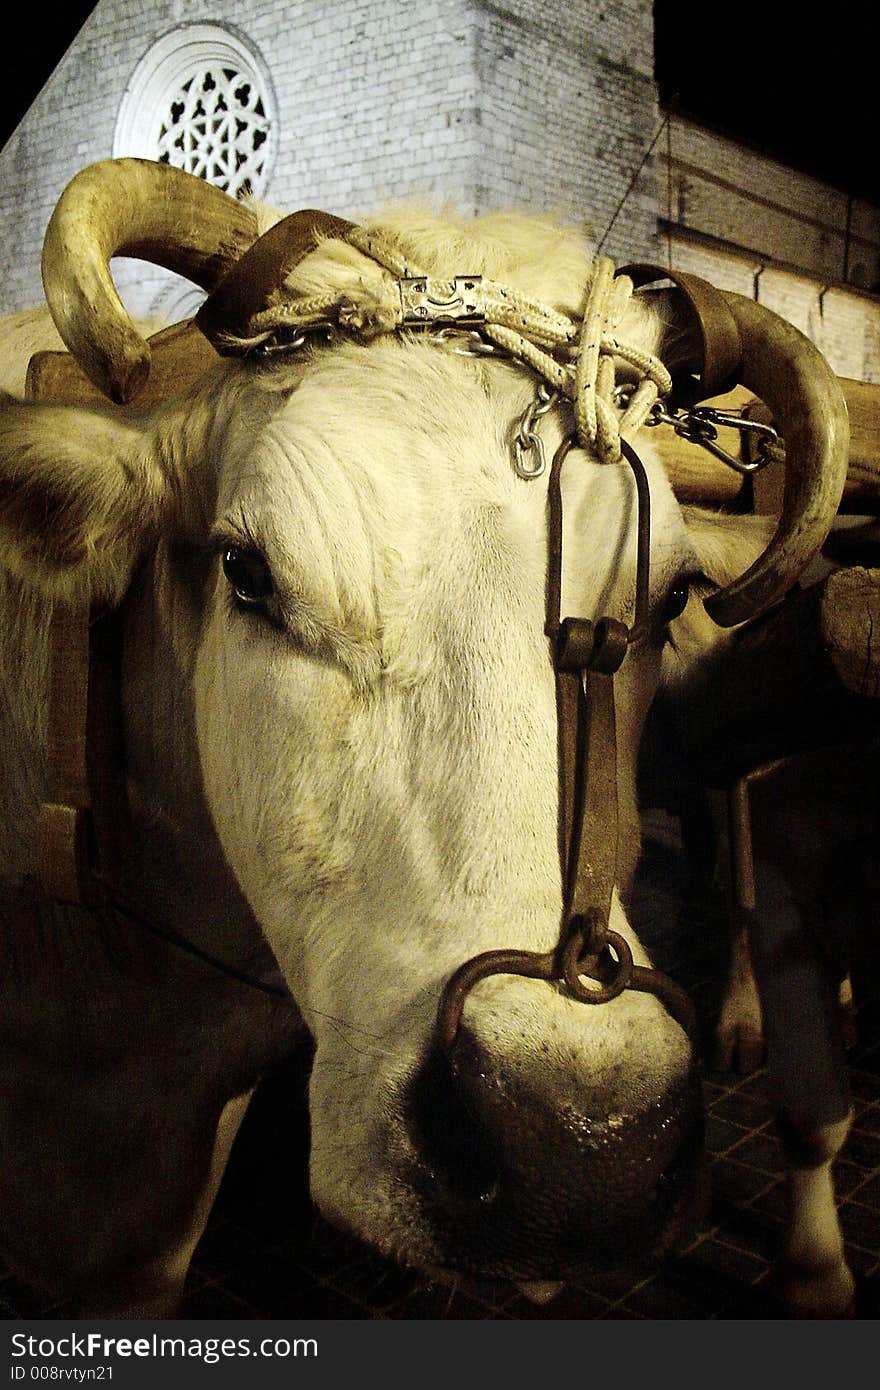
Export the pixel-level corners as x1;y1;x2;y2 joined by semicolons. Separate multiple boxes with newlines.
431;1006;704;1274
404;1044;499;1203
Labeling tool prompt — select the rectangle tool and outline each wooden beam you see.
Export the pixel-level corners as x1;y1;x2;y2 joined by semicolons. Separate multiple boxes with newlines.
25;320;219;410
820;566;880;698
663;564;880;787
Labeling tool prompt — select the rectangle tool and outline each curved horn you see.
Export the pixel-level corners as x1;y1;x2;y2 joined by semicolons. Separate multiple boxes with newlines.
705;293;849;626
629;269;849;627
41;158;260;403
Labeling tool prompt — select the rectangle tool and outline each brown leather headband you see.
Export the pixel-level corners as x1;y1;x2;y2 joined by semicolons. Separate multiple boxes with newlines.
619;262;743;403
195;210;356;349
30;325;205;905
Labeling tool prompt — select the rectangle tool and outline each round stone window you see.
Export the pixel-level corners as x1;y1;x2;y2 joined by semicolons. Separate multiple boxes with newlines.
114;23;277;200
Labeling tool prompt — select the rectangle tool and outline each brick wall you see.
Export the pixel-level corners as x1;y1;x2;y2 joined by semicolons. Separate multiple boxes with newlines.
472;0;660;264
661;117;880;382
660;116;880;290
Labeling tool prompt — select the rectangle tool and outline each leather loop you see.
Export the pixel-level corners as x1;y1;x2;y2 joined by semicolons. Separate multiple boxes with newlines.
37;803;96;906
619;262;743;402
555;616;629;675
591;618;629;674
555;617;595;672
196;210;356;349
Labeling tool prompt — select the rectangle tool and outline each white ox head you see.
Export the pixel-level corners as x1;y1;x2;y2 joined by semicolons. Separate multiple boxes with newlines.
0;160;848;1283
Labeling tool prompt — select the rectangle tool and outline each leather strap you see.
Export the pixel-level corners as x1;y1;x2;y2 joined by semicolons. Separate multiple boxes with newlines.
35;603;127;907
619;262;743;403
545;437;621;959
196;210;356;349
560;670;619;933
27;331;154;905
37;603;93;903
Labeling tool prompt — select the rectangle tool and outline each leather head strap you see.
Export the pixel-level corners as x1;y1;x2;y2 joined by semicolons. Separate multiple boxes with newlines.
195;210;356;350
37;603;127;908
30;324;218;905
619;262;743;404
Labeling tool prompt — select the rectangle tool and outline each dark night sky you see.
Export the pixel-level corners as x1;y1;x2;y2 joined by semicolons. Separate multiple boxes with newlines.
1;2;877;204
0;2;98;150
654;0;879;203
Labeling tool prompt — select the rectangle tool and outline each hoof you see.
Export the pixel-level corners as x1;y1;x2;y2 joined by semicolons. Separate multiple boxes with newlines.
773;1258;856;1319
713;1026;765;1075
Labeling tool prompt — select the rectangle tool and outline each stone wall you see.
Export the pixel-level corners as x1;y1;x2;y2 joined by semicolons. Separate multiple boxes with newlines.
0;0;660;317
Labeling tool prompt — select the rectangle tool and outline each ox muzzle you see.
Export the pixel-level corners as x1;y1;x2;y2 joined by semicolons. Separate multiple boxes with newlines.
401;433;705;1280
404;986;703;1281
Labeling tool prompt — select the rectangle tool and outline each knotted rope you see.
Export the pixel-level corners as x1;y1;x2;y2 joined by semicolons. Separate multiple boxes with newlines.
243;224;672;464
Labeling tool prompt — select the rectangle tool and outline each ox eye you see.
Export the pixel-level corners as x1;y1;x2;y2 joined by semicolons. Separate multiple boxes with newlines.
662;576;691;624
222;545;275;608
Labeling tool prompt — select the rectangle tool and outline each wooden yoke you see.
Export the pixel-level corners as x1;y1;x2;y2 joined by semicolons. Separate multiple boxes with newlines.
32;320;218;905
26;318;218;407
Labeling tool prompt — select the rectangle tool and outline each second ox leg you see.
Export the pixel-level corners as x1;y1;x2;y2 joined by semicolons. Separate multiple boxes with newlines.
729;771;856;1317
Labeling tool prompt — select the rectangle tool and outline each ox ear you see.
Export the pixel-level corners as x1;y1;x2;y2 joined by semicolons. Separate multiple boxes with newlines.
0;391;171;605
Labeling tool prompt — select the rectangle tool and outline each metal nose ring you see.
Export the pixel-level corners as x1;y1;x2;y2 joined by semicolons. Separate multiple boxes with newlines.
435;933;698;1056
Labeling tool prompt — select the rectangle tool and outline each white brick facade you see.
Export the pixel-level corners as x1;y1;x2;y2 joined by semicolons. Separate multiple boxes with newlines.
472;0;658;262
662;116;880;382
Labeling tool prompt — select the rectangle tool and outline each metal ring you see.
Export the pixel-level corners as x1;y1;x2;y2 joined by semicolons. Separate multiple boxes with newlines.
560;922;634;1004
514;431;547;479
628;965;700;1044
436;946;556;1053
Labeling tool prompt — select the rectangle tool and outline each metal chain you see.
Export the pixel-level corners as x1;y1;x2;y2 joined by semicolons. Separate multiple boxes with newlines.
513;383;559;479
245;320;338;359
639;393;781;475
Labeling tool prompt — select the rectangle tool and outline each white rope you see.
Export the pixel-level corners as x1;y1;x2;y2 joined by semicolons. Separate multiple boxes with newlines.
242;224;673;462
